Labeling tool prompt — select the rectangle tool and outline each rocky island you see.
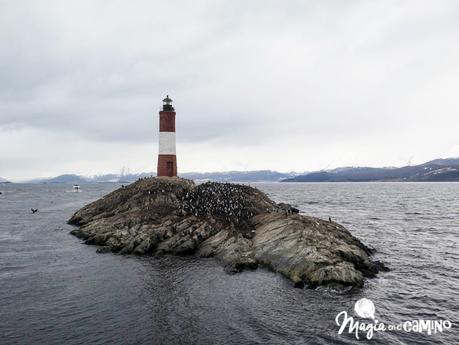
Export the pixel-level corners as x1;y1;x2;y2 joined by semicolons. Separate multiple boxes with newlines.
68;177;388;288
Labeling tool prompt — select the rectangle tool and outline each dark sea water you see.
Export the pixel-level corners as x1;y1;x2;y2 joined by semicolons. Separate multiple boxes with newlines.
0;182;457;345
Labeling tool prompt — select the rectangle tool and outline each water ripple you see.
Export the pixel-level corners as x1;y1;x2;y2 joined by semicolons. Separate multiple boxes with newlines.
0;182;458;344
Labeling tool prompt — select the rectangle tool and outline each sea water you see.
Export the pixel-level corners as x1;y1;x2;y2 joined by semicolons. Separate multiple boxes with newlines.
0;182;457;344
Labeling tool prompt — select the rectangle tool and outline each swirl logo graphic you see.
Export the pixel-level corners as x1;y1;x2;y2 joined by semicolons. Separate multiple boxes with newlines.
354;298;376;319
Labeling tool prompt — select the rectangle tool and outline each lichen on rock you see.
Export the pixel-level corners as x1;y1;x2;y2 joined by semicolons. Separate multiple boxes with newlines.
68;176;388;288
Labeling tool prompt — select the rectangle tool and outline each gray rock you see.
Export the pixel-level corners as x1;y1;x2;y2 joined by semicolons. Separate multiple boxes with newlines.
68;176;388;288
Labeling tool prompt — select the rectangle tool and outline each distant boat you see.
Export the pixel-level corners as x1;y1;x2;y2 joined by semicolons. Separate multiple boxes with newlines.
72;185;81;192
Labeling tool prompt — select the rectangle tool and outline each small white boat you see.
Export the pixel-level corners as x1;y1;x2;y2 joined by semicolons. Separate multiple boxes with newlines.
72;184;81;192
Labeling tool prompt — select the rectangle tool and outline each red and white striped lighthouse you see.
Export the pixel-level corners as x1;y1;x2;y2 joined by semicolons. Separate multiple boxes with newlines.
157;95;177;177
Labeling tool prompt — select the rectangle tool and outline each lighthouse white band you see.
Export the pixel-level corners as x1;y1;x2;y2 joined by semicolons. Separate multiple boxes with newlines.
158;132;176;155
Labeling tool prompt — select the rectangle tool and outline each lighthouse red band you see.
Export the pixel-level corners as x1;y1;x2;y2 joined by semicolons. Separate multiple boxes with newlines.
157;95;177;177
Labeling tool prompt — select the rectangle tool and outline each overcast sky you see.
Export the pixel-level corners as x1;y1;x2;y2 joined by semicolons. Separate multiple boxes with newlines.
1;0;458;181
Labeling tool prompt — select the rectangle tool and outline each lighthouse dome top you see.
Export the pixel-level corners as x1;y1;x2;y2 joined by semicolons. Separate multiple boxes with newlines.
162;95;174;111
163;95;173;104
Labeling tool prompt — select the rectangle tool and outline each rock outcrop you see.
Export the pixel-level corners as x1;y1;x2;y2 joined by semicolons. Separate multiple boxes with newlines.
68;177;388;288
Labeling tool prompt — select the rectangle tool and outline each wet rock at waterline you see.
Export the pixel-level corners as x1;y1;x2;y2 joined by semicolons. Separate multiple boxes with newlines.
68;177;388;288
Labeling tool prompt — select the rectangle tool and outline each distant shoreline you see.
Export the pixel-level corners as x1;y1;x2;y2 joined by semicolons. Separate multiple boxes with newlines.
5;157;459;184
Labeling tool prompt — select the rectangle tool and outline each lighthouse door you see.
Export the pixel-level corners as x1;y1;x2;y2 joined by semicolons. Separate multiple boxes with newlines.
166;161;174;177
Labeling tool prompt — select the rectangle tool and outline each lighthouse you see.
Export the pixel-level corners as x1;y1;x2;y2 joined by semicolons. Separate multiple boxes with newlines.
157;95;177;177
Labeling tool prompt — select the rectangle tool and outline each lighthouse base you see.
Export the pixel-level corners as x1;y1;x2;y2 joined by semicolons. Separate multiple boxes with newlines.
157;155;177;177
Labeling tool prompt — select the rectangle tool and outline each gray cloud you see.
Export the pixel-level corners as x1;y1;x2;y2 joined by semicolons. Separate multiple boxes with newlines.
1;0;459;180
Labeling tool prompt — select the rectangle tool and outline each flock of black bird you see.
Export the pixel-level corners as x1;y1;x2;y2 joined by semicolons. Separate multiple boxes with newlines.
182;182;260;226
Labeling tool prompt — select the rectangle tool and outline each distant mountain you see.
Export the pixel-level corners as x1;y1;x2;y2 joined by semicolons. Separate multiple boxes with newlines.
27;170;296;184
423;158;459;166
180;170;294;182
282;158;459;182
28;173;149;184
21;158;459;184
46;174;90;184
0;177;10;183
